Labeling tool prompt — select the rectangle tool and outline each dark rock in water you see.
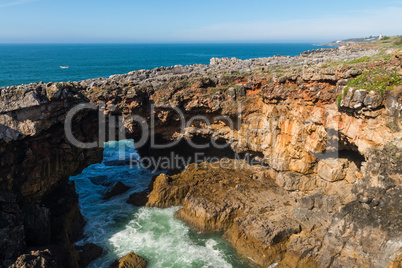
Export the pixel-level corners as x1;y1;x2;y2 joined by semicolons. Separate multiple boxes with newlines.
110;252;147;268
89;175;113;187
23;204;51;246
103;159;137;166
127;191;148;206
76;243;103;268
103;182;130;199
10;248;59;268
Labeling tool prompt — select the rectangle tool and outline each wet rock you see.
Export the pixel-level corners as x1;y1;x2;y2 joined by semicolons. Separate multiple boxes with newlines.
127;191;148;206
103;182;130;199
89;175;113;187
110;252;147;268
77;243;103;268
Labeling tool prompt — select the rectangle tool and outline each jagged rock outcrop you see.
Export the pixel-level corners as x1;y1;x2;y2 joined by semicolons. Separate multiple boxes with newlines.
0;45;401;267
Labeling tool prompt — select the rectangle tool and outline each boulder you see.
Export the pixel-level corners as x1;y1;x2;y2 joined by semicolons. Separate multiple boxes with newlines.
127;191;148;206
89;175;112;187
77;243;103;267
103;182;130;199
110;252;147;268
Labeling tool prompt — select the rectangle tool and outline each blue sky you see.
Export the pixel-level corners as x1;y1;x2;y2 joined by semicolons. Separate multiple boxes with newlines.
0;0;401;43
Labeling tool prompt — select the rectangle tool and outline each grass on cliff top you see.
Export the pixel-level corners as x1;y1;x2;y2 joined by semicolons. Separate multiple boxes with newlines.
337;67;401;106
375;35;402;48
346;67;401;95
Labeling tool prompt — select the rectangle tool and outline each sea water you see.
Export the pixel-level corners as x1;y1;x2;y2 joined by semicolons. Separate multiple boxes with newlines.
70;140;253;267
0;43;331;87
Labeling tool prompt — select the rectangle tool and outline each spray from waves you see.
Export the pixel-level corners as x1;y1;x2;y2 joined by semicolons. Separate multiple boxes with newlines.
70;140;251;268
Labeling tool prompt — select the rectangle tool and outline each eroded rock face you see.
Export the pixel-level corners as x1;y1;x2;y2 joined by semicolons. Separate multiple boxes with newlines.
147;154;401;267
0;85;103;267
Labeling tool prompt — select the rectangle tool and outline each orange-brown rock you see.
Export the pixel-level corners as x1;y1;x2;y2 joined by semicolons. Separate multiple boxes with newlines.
110;252;147;268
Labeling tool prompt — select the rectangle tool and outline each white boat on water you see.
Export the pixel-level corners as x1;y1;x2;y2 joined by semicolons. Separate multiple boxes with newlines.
60;66;69;69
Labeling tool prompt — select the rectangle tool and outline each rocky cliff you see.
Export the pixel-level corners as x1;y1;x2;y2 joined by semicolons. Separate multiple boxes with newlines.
0;44;401;267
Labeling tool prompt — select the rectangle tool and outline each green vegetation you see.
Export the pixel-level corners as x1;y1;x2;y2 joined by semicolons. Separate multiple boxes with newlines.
376;35;402;48
346;67;401;96
393;37;402;46
336;93;343;106
348;56;372;64
382;54;394;61
343;87;349;96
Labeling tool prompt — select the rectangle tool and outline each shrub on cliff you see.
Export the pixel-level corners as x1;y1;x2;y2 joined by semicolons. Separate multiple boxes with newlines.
346;67;401;96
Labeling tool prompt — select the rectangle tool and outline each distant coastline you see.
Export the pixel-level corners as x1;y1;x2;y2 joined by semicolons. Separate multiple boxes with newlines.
317;35;382;46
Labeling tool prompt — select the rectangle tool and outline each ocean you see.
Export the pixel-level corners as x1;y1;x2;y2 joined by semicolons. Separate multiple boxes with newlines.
0;43;331;87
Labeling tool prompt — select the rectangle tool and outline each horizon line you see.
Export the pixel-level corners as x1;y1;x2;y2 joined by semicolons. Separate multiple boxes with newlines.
0;41;334;45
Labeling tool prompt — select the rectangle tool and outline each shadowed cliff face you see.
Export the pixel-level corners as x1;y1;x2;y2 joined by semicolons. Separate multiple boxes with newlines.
0;46;401;267
0;87;103;267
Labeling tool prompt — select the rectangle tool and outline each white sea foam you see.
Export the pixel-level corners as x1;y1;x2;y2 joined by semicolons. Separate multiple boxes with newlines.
71;140;250;268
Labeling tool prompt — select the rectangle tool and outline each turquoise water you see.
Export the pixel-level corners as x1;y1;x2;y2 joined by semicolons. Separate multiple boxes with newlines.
71;140;253;268
0;43;331;87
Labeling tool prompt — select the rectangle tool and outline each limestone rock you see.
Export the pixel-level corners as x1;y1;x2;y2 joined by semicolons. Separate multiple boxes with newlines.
385;85;402;117
363;90;383;109
317;158;349;182
10;248;59;268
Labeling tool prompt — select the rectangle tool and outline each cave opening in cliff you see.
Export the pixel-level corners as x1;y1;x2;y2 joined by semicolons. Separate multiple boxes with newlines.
134;134;265;174
338;134;365;168
314;131;366;169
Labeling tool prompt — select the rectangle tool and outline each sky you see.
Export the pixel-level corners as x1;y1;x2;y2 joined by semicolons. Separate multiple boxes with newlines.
0;0;401;43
